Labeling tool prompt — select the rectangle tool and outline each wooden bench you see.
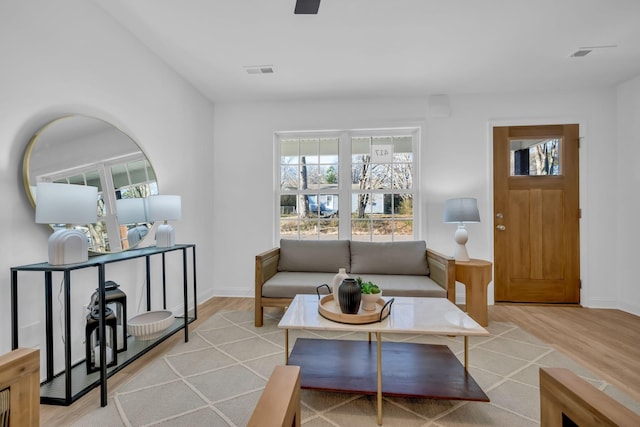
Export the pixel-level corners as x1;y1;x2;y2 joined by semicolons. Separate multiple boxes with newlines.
540;367;640;426
248;365;301;427
0;348;40;427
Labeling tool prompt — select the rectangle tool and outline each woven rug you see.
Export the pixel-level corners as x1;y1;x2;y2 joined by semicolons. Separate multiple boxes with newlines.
71;310;640;426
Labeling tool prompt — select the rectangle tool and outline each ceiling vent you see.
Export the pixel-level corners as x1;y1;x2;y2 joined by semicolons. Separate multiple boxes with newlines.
570;49;592;58
244;66;274;75
569;45;617;58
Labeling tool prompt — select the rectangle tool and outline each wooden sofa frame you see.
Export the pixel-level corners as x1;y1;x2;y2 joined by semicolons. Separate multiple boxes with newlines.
0;348;40;427
247;365;301;427
540;367;640;426
255;246;456;327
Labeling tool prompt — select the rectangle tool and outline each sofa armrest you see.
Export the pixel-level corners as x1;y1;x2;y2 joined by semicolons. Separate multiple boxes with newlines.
426;248;456;303
540;367;640;426
255;247;280;326
248;365;301;427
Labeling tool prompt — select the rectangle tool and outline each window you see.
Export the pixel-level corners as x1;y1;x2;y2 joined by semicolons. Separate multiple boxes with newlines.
510;138;561;176
276;128;418;241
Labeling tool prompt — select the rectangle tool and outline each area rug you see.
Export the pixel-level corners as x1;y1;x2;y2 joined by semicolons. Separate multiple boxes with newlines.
71;310;640;427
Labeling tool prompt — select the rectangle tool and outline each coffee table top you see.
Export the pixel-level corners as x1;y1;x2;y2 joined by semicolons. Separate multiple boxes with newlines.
278;294;489;336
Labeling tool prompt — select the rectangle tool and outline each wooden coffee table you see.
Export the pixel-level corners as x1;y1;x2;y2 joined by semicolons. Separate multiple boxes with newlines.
278;294;490;425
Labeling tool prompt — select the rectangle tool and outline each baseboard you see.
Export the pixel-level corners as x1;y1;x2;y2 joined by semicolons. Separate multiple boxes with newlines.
618;301;640;317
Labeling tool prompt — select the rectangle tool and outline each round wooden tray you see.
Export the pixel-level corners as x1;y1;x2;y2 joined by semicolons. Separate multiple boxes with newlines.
317;293;393;324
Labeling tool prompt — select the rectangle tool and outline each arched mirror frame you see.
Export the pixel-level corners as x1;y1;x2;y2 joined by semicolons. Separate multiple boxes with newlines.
22;115;158;254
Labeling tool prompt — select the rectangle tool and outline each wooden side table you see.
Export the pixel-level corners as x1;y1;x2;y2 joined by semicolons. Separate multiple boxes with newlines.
455;259;492;326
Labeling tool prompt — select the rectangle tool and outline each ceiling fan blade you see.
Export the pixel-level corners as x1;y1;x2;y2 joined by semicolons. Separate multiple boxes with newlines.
294;0;321;14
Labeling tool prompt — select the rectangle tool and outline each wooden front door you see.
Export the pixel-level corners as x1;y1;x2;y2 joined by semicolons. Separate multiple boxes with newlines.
493;124;580;303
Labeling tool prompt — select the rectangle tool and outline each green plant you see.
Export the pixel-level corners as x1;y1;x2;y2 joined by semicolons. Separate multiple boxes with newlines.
356;277;381;294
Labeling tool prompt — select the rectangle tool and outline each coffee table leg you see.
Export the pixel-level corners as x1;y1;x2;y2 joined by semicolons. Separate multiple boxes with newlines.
376;332;382;425
285;329;289;364
464;336;468;369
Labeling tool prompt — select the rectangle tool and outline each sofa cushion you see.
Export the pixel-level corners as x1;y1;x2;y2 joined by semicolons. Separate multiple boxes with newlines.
278;239;351;273
262;272;336;298
356;274;445;298
350;241;429;275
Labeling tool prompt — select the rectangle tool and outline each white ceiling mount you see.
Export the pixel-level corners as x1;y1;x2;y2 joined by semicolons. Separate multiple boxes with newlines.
244;65;274;75
570;45;617;58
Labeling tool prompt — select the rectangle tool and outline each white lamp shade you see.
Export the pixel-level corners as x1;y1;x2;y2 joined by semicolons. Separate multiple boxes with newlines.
116;198;147;224
443;198;480;223
35;183;97;225
146;195;182;222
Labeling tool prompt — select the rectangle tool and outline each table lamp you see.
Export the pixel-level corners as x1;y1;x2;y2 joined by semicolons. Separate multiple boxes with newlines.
35;183;98;265
116;198;149;247
146;195;181;247
115;198;147;225
443;197;480;262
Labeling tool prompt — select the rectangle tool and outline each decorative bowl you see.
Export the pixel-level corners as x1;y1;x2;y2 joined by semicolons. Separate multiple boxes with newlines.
127;310;174;340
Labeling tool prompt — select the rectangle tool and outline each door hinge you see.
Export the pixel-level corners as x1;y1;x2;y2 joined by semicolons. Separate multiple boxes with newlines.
578;209;582;219
579;279;582;289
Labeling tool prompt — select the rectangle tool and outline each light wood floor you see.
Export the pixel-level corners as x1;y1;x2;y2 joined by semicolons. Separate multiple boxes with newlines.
40;298;640;426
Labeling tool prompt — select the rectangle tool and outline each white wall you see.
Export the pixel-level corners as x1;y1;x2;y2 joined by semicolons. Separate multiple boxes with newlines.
212;88;633;313
0;0;215;371
616;75;640;315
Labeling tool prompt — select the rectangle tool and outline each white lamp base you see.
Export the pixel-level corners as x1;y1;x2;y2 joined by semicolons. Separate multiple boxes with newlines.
155;223;175;248
453;225;471;262
48;229;89;265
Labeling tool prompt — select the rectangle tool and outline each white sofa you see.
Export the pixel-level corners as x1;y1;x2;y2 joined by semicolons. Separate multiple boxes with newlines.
255;239;455;326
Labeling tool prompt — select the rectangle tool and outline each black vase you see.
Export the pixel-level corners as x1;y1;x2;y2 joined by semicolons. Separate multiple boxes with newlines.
338;278;361;314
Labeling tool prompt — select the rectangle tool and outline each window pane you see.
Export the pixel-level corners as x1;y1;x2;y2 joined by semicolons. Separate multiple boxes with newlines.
352;137;370;159
319;137;339;158
318;219;338;237
510;138;561;176
280;165;299;190
300;138;318;158
281;139;298;160
145;160;156;181
371;163;392;189
300;220;319;238
393;136;413;158
305;194;338;218
128;160;148;184
352;220;371;240
280;218;298;237
320;164;338;189
86;171;102;192
394;220;414;238
111;164;129;188
68;174;85;185
393;163;413;190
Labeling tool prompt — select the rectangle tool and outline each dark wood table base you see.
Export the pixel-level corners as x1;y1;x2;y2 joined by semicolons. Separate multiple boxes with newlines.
288;338;489;401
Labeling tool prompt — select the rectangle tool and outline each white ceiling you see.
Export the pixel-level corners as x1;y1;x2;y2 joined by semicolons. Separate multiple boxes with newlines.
96;0;640;103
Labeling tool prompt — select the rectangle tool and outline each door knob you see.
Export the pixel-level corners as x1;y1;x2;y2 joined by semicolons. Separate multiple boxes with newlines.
496;213;504;219
496;225;506;231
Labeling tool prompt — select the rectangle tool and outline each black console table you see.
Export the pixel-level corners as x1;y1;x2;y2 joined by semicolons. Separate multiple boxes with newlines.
10;244;197;407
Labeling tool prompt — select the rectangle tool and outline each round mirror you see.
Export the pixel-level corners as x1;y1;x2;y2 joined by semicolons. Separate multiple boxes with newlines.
23;115;158;253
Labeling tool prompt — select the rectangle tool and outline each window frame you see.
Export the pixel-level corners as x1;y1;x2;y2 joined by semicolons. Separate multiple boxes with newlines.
274;127;420;242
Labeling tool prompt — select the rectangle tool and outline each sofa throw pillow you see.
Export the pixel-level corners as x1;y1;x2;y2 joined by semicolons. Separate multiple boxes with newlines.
278;239;351;273
350;241;429;275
